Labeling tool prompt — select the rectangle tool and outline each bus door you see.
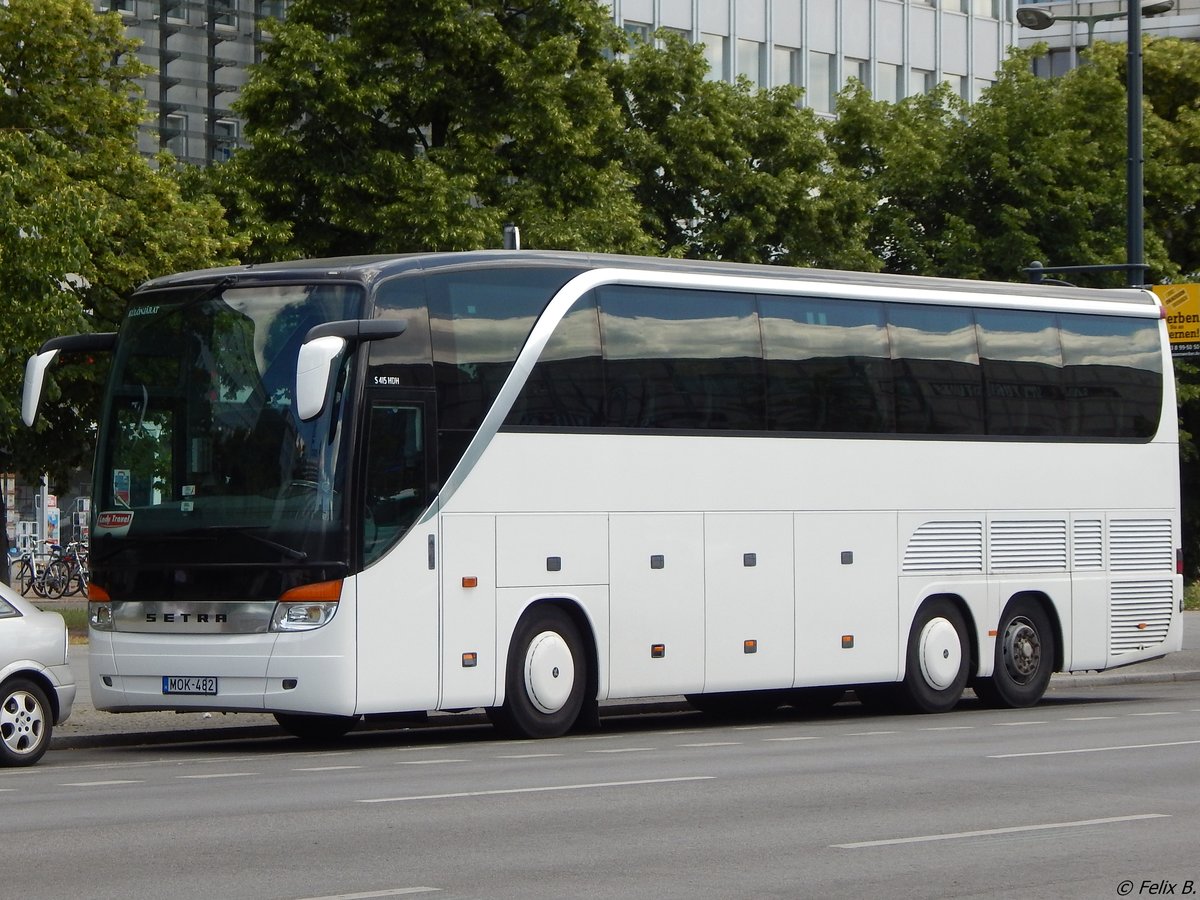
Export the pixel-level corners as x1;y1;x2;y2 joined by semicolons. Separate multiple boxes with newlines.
354;392;441;714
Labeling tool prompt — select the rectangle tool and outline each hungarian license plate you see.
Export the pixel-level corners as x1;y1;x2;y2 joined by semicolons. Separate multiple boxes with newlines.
162;676;218;695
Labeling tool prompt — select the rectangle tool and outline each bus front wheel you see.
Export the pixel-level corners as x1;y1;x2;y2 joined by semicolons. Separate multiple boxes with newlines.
901;598;969;713
490;606;586;739
974;599;1055;709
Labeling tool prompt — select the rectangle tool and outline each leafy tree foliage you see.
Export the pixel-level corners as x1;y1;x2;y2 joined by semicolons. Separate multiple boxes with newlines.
0;0;243;490
611;33;876;269
234;0;653;256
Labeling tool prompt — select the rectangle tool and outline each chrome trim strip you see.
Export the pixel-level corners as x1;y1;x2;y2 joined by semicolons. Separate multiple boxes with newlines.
111;600;278;634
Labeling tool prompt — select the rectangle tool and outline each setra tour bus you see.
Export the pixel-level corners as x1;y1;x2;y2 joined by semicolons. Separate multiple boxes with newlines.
22;251;1184;739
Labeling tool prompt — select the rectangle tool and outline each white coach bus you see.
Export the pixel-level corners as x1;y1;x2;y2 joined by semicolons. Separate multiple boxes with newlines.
23;251;1184;739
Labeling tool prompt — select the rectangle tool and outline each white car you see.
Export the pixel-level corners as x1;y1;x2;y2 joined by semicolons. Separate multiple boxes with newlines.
0;583;76;766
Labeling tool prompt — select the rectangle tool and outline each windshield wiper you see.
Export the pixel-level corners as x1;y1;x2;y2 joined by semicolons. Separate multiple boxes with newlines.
185;526;309;561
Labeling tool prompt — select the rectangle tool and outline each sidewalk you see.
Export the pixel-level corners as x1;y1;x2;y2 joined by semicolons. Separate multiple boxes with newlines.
49;611;1200;751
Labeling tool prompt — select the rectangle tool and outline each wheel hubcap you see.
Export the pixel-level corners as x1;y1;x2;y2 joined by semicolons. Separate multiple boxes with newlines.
1001;617;1041;684
1;691;46;756
918;617;963;691
524;630;575;715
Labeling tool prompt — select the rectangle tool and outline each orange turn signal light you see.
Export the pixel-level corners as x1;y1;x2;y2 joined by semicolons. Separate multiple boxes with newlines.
279;579;342;602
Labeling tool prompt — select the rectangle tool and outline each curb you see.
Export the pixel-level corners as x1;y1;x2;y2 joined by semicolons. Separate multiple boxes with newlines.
50;669;1200;752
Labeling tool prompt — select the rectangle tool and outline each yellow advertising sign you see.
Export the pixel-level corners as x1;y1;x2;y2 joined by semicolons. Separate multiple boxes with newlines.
1152;284;1200;356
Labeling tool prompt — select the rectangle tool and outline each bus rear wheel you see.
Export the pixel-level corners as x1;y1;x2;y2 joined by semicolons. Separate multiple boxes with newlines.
901;598;969;713
490;606;586;739
974;599;1055;708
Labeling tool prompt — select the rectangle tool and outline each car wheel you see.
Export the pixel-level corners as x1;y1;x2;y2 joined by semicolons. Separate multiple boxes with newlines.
1;678;53;767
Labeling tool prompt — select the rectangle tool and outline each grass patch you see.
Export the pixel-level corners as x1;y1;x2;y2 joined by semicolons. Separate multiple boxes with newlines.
1186;581;1200;611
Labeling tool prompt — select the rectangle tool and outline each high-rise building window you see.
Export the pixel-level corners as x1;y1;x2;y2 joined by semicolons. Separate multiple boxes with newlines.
624;21;652;44
809;51;835;113
737;39;764;86
910;67;935;97
772;45;800;91
164;113;188;159
212;0;236;28
877;62;901;103
211;119;238;163
845;57;868;90
701;33;728;82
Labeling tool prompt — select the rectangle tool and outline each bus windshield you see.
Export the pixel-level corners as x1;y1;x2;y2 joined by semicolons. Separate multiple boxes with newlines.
92;282;365;587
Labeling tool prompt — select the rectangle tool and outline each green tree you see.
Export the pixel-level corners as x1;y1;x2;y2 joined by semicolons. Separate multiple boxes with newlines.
234;0;653;256
0;0;243;490
611;33;876;268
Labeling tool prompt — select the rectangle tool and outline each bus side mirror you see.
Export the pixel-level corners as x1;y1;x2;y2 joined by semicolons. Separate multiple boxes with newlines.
22;332;117;426
296;319;408;421
296;336;347;422
22;349;61;427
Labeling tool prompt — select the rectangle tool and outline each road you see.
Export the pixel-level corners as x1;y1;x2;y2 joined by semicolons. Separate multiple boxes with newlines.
4;679;1199;900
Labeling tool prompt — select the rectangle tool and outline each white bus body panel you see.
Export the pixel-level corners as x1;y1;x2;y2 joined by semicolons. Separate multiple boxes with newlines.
356;524;440;715
608;513;706;698
440;514;497;709
796;512;899;687
703;512;794;692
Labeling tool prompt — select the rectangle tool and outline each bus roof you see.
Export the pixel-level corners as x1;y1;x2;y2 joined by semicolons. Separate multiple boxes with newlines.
135;250;1159;310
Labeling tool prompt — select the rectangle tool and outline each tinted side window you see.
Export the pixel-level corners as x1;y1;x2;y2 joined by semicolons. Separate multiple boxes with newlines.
760;296;893;433
1060;314;1162;438
598;285;763;431
976;309;1063;436
889;305;984;435
505;292;605;428
370;275;434;388
429;268;577;432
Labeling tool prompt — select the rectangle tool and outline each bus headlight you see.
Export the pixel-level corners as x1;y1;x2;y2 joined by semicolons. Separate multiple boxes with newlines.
90;601;114;632
271;601;338;632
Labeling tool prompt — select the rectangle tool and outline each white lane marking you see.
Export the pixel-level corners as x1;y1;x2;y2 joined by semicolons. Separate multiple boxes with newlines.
732;725;774;731
920;726;973;732
679;742;741;748
990;740;1200;759
292;766;364;772
395;759;468;765
1130;712;1179;717
844;731;897;736
764;736;822;742
296;889;440;899
832;813;1169;849
586;747;656;754
61;780;144;787
359;776;714;804
991;721;1047;727
176;773;257;779
495;754;562;759
1066;716;1116;721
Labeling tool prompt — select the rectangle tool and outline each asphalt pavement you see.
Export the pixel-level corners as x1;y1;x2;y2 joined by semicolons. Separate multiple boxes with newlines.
47;610;1200;751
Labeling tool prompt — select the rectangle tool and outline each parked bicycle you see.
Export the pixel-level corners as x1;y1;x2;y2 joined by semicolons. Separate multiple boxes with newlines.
46;541;88;598
8;541;67;599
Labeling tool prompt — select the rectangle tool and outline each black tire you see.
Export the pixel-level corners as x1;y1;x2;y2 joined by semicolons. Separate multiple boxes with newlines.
1;678;53;766
900;598;970;714
490;606;587;739
42;560;69;599
15;560;34;597
974;599;1055;709
274;712;359;742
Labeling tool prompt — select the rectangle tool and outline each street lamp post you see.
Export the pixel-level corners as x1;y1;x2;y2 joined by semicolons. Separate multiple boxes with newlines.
1016;1;1174;286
